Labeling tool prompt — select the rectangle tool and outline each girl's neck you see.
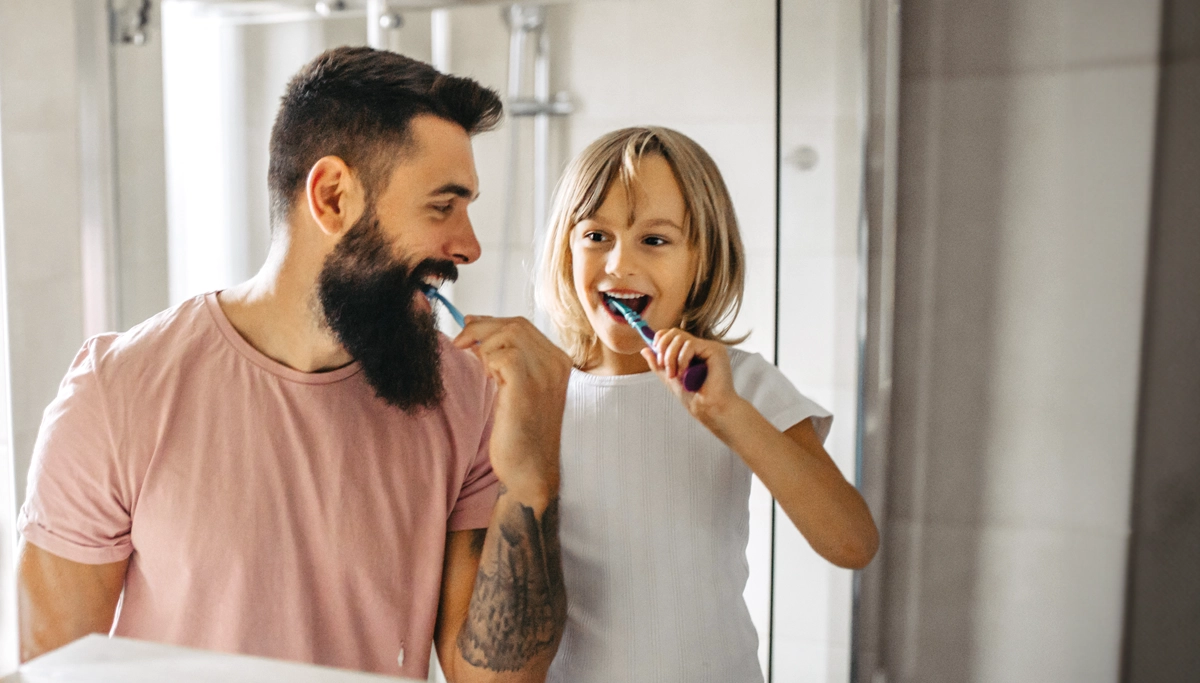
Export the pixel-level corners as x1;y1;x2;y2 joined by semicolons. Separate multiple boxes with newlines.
582;344;652;376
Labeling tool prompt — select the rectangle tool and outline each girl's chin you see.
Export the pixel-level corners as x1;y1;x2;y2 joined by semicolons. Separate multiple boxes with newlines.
596;332;650;358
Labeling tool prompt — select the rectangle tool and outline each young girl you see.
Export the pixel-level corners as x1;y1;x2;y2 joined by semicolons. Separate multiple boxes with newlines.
537;127;879;682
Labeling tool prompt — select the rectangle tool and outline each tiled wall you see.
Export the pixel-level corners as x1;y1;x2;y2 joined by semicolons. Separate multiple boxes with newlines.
0;0;86;512
112;13;170;329
0;40;19;675
1123;0;1200;678
0;0;172;519
881;1;1162;681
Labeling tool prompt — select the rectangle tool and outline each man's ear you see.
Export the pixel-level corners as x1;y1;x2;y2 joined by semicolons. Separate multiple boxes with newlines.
305;156;366;237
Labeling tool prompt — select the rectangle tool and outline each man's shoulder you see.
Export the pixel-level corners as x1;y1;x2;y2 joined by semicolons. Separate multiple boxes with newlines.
435;334;494;419
85;294;216;379
437;334;488;385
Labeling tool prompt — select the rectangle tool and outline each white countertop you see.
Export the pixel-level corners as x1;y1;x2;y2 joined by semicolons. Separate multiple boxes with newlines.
1;635;421;683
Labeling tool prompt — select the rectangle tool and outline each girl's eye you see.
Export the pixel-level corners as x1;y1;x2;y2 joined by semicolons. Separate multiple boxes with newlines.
583;231;607;243
644;236;668;246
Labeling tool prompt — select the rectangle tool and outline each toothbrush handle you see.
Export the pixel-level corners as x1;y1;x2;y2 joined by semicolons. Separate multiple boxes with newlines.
680;357;708;392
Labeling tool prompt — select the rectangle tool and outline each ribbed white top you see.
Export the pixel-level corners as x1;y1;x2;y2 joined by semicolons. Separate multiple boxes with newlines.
547;349;831;683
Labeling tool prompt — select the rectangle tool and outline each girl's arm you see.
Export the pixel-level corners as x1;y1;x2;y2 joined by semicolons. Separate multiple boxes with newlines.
645;330;879;570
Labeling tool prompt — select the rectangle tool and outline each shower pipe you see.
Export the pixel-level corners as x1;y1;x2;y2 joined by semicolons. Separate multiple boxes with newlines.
496;4;572;317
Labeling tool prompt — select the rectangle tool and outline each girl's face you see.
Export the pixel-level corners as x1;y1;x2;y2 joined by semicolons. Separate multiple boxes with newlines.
571;154;697;373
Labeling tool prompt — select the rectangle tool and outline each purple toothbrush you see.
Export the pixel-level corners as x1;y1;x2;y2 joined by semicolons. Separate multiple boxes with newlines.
604;297;708;392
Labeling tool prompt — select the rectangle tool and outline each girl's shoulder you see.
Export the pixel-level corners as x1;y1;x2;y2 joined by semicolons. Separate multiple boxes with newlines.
728;347;780;383
728;347;833;440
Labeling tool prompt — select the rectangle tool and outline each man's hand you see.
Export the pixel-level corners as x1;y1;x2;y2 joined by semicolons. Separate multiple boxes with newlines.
17;540;127;662
453;316;571;505
439;316;570;681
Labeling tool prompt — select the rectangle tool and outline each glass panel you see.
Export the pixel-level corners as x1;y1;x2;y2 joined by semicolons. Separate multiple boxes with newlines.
0;0;886;678
774;0;866;680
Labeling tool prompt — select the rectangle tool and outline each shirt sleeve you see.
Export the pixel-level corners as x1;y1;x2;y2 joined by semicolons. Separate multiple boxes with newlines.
447;378;500;531
732;351;833;444
17;336;135;564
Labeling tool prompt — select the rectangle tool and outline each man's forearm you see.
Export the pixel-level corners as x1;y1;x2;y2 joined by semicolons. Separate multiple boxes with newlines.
455;485;567;674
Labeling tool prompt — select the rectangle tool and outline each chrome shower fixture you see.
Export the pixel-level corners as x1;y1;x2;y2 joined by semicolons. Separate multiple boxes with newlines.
503;4;545;32
112;0;153;46
377;11;404;29
314;0;348;16
366;0;405;48
494;3;573;318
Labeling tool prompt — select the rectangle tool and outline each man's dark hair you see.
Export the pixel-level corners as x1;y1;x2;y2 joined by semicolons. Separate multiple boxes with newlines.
267;46;503;228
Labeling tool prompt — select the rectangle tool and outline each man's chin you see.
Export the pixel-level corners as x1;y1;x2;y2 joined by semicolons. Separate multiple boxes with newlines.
352;315;445;412
314;211;453;412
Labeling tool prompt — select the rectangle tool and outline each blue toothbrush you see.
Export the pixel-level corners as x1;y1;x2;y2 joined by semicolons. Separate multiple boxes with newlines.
604;297;708;392
421;285;466;329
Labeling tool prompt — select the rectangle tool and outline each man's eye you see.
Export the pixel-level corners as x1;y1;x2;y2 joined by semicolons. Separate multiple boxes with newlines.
433;203;453;214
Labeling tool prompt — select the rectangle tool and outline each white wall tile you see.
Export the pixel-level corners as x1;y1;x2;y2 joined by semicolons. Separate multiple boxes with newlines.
113;26;170;327
745;474;773;674
0;1;79;134
0;0;87;510
771;639;851;683
732;249;776;360
559;1;776;126
0;130;83;285
4;275;84;506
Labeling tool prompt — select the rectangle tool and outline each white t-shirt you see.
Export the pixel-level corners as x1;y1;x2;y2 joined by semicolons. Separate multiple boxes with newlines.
548;349;832;683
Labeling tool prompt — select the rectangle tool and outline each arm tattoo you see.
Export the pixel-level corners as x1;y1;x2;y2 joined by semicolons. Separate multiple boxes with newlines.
456;489;566;671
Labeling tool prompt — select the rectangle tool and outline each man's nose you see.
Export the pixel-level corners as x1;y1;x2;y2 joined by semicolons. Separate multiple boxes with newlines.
447;213;481;265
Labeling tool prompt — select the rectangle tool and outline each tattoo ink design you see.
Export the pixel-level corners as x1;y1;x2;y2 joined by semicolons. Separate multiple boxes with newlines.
457;491;566;671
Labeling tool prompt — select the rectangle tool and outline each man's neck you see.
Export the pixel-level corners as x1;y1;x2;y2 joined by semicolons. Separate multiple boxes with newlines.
217;244;354;374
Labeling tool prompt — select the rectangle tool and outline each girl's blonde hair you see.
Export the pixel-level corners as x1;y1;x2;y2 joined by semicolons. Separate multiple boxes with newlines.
537;126;747;367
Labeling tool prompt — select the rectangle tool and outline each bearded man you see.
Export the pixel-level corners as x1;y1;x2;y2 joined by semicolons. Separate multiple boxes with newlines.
16;47;570;682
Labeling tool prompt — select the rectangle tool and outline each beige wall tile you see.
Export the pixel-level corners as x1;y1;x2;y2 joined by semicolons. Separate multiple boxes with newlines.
0;0;88;507
903;0;1161;77
881;521;1128;683
0;130;83;285
889;65;1156;531
5;275;85;505
969;527;1127;682
1163;0;1199;63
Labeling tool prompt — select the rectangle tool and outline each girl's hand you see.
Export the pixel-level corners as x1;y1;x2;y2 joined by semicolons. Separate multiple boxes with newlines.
641;328;744;427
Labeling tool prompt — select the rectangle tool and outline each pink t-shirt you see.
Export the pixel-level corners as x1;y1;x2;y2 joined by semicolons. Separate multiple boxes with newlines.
18;293;499;678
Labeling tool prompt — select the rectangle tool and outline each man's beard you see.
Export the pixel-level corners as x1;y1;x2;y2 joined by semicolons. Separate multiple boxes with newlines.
316;209;458;412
